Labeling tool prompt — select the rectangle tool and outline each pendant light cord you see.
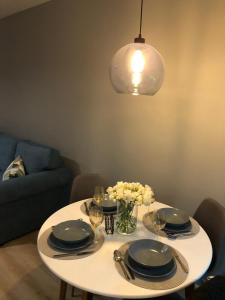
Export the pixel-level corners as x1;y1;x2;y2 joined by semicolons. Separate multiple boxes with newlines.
134;0;145;43
139;0;143;36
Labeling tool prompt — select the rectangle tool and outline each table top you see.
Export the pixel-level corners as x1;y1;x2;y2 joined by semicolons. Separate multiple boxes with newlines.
37;200;212;298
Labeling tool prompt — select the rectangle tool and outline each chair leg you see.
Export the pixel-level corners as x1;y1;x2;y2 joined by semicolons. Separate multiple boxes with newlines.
82;291;93;300
71;286;77;297
185;283;195;299
59;280;67;300
71;286;83;297
72;286;75;297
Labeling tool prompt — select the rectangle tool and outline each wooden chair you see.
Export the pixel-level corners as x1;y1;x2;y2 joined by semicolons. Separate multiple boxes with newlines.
184;198;225;298
193;198;225;278
70;173;109;202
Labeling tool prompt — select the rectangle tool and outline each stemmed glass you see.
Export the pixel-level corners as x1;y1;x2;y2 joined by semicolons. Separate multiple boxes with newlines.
89;204;104;236
93;186;105;205
152;210;166;241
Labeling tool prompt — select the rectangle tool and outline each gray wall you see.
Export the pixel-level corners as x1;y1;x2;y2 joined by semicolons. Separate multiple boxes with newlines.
0;0;225;213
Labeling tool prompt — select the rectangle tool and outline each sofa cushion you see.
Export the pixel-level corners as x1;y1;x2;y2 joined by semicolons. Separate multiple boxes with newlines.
15;141;63;174
0;134;17;172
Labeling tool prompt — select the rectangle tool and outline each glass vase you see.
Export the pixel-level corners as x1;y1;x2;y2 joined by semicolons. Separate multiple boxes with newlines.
116;200;138;235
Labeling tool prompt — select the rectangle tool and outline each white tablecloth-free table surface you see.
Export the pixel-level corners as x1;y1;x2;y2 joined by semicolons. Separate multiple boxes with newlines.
37;200;212;299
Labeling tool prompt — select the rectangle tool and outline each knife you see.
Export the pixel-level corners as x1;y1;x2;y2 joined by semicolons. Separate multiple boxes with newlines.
173;249;189;273
113;250;130;280
53;250;94;258
116;250;135;280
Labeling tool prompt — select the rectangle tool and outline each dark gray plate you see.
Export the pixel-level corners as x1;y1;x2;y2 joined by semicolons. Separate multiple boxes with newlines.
52;220;93;244
91;200;117;215
128;239;173;268
124;251;177;279
101;199;117;212
164;221;192;233
48;231;94;252
158;208;190;227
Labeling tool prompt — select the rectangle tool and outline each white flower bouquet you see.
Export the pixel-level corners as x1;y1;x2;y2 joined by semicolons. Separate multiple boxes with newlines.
107;181;154;206
107;181;154;234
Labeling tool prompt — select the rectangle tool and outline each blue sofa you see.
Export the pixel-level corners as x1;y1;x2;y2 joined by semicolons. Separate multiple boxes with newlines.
0;133;73;245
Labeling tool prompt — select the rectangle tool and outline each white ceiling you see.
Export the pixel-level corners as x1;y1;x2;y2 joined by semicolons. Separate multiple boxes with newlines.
0;0;51;19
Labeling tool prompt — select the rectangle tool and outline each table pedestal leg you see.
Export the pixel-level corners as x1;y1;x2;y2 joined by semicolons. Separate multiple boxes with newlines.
59;280;67;300
82;291;93;300
185;283;195;299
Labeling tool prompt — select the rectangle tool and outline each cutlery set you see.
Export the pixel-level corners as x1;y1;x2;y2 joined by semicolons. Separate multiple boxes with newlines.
113;245;189;281
156;207;194;239
114;250;135;280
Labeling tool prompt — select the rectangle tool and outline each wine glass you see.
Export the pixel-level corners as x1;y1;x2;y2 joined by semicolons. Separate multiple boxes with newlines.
152;210;166;240
93;186;105;205
89;204;104;234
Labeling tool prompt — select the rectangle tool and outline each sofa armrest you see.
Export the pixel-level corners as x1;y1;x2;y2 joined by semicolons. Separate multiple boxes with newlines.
0;168;73;205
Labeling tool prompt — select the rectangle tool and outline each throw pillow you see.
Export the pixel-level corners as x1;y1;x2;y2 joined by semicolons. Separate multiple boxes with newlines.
15;141;51;174
2;156;26;181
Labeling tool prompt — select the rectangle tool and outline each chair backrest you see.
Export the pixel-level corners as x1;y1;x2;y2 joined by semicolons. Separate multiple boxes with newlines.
70;173;109;202
194;198;225;276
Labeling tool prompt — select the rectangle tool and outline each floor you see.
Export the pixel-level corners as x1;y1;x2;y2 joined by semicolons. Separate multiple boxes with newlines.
0;232;111;300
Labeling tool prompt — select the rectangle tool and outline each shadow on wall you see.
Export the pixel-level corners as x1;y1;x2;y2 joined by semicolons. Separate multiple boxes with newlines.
62;157;110;203
62;156;81;177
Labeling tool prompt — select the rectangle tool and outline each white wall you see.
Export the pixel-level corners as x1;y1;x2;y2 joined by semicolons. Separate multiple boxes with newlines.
0;0;225;214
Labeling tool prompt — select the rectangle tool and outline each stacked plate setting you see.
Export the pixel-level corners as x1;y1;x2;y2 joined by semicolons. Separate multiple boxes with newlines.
92;198;117;215
157;208;192;234
124;239;177;278
48;220;94;252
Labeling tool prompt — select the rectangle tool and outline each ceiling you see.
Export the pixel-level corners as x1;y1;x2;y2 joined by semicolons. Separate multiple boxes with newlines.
0;0;51;19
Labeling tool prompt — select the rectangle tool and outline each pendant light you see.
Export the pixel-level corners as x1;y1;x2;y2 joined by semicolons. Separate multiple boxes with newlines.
109;0;164;96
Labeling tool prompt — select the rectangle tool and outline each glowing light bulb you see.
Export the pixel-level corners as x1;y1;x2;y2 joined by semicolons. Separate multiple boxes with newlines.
132;72;142;87
130;50;145;95
131;50;145;73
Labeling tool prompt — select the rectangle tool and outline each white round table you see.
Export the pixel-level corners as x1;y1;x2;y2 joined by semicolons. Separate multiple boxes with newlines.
38;200;212;299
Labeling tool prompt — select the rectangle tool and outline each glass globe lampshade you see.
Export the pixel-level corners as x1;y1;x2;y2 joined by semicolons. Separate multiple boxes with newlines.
110;42;164;96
